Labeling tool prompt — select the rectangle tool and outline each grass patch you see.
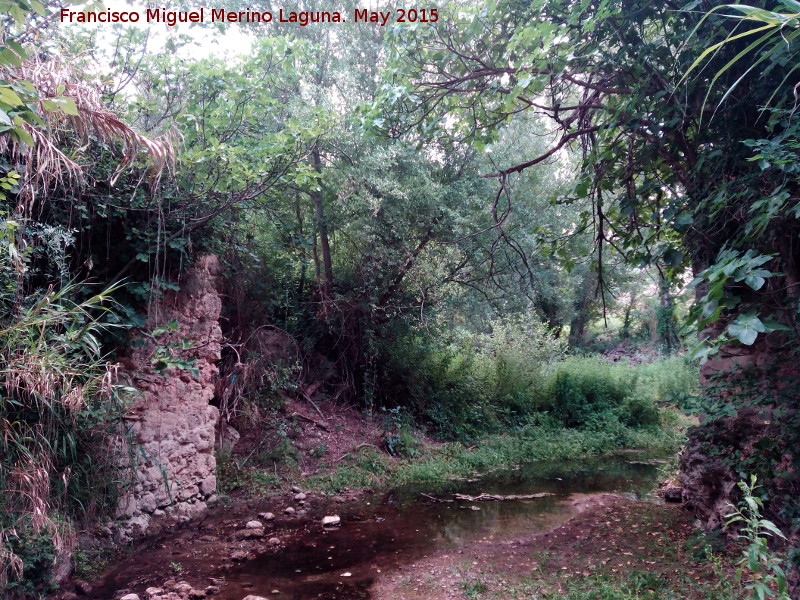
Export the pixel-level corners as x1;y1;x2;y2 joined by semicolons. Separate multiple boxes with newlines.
216;451;283;498
306;415;684;494
436;496;746;600
457;571;737;600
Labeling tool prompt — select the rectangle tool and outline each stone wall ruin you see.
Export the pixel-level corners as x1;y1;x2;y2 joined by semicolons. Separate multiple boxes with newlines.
110;255;223;540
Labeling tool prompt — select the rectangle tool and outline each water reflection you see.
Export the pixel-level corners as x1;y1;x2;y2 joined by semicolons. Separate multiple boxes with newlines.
218;453;666;599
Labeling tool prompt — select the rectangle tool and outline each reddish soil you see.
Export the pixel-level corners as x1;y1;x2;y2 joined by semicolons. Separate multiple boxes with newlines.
229;396;423;479
372;494;737;600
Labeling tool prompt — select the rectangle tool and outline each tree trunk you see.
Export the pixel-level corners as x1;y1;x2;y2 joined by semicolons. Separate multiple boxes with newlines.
312;146;334;294
568;272;594;348
621;292;636;339
295;199;307;298
656;272;677;351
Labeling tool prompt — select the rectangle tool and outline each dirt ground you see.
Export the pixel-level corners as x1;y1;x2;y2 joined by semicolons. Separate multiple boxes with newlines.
74;489;745;600
68;396;745;600
229;396;414;478
372;494;737;600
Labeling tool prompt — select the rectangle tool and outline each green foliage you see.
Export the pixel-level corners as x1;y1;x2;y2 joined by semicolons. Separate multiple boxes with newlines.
680;2;800;114
548;359;633;429
71;544;111;581
689;249;785;357
3;522;58;598
377;310;695;443
372;0;800;357
0;283;130;592
0;0;52;147
380;407;419;458
545;356;694;430
726;475;791;600
308;415;683;495
215;450;282;498
148;320;198;376
310;441;328;459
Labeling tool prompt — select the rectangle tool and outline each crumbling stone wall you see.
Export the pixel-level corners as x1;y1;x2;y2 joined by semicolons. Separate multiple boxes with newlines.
679;334;800;593
111;255;222;540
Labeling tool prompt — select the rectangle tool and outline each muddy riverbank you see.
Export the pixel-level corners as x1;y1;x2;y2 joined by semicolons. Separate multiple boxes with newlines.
79;454;679;600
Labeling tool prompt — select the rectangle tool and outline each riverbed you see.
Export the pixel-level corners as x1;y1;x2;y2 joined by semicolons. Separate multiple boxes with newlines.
88;453;669;600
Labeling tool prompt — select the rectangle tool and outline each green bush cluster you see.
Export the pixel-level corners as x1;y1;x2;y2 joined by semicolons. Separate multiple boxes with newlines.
378;320;696;442
545;356;694;429
307;419;683;494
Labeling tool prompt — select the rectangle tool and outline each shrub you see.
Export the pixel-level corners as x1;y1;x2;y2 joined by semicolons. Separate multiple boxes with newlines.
547;358;631;428
376;316;695;441
0;284;129;594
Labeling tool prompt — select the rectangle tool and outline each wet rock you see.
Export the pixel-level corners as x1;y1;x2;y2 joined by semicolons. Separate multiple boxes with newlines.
321;515;341;527
75;580;93;595
113;590;133;600
231;550;249;561
268;537;281;546
290;486;302;493
119;595;141;600
293;492;307;501
144;588;164;599
242;596;269;600
283;506;295;515
198;535;218;542
245;520;262;529
663;486;683;502
205;585;220;596
258;512;275;521
188;589;207;599
174;582;193;596
234;527;265;540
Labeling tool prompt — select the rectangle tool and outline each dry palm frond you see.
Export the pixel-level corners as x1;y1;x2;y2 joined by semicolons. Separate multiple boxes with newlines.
0;57;177;214
0;284;123;588
0;529;23;589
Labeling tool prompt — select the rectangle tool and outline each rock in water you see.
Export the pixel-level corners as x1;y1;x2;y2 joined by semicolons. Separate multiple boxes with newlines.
321;515;341;527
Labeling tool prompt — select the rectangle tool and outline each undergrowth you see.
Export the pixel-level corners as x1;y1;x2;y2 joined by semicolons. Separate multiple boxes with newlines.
379;322;697;443
0;284;131;597
306;415;684;494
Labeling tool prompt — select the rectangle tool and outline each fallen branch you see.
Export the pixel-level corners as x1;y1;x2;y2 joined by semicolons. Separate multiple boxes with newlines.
301;391;328;421
421;493;454;503
453;492;554;502
334;443;382;463
289;411;328;431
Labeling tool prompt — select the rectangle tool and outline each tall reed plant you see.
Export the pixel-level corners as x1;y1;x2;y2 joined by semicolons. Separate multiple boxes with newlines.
0;283;128;595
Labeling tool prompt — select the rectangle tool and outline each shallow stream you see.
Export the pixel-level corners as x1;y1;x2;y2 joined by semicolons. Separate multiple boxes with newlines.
90;453;669;600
